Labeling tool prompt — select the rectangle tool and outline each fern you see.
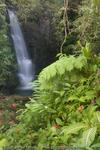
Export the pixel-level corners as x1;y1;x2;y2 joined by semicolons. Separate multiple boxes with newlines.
39;55;87;89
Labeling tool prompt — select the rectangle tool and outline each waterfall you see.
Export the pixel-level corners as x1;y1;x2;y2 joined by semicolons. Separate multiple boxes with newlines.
8;9;34;90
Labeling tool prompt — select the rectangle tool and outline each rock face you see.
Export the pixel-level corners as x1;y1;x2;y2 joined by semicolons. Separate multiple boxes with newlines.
22;7;60;74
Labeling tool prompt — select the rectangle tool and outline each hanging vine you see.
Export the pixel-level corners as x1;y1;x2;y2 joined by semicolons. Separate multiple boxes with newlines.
60;0;69;53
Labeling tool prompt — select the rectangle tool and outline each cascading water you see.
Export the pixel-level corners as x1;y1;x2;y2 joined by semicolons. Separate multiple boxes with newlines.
8;9;34;90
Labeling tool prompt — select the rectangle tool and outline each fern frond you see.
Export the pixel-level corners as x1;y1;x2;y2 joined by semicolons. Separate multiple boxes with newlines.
39;55;87;85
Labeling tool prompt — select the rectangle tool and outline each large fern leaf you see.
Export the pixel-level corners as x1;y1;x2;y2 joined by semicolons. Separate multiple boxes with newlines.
39;55;87;84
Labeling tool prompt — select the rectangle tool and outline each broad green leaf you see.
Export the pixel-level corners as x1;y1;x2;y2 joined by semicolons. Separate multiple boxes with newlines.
60;91;65;97
92;143;100;148
96;98;100;105
0;139;8;150
81;127;97;147
56;118;64;126
93;0;100;5
95;112;100;123
68;95;78;101
61;123;86;135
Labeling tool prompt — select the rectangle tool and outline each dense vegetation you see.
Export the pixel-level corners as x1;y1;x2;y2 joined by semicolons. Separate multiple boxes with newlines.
0;0;17;94
0;0;100;150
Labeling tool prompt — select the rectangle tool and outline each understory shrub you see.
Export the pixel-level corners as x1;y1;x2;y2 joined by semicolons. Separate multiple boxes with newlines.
0;1;17;93
75;0;100;53
0;43;100;150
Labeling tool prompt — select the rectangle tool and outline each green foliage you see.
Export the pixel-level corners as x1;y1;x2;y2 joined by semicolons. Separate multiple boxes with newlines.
75;0;100;53
1;43;100;149
0;96;26;131
80;127;97;148
0;138;7;150
8;0;40;21
8;0;62;22
38;54;87;90
0;1;17;93
0;0;100;149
